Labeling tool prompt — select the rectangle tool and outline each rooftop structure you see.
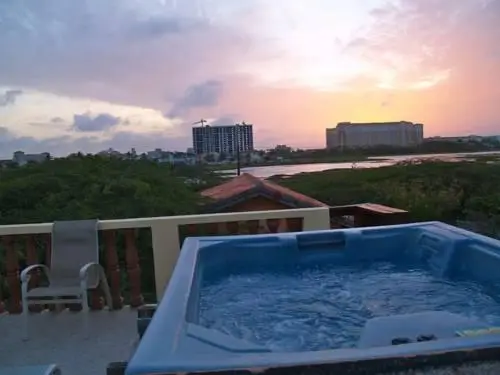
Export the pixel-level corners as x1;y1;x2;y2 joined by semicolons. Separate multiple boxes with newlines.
128;222;500;375
192;124;254;155
12;151;50;166
200;173;327;213
0;309;136;375
326;121;424;149
0;204;415;375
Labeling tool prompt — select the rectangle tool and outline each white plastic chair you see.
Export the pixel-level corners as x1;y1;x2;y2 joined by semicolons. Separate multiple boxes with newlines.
20;219;112;339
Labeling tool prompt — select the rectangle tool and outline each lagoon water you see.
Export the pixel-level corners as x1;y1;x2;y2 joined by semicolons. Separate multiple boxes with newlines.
220;151;500;178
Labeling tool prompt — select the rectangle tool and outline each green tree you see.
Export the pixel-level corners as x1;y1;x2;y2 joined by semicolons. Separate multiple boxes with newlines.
0;156;218;224
276;159;500;228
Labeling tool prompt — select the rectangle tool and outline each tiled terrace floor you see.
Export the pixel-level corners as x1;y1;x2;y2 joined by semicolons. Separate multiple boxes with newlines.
3;308;500;375
0;308;136;375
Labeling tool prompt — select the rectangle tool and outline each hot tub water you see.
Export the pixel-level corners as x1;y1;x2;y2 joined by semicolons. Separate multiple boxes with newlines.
199;261;500;351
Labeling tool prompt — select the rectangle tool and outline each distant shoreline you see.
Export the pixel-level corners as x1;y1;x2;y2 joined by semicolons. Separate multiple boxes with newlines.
212;151;500;179
208;155;371;171
208;149;500;172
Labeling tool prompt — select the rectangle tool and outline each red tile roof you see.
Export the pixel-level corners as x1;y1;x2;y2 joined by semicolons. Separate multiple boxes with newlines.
201;173;327;208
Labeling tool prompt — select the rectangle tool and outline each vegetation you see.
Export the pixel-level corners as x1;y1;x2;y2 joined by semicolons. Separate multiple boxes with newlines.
1;153;499;301
0;155;225;302
275;158;500;236
0;152;498;231
0;152;499;230
0;155;222;225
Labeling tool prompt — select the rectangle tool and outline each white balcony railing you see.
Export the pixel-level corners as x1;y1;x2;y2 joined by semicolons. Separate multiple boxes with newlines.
0;207;331;313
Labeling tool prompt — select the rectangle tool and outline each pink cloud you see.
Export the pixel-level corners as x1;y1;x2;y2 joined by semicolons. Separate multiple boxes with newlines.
2;0;500;154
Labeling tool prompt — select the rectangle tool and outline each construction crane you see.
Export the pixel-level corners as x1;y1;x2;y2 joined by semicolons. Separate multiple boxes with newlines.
192;119;208;127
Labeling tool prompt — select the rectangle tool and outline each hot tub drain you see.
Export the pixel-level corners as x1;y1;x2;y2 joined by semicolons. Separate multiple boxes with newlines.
391;334;437;345
417;334;437;342
391;337;412;345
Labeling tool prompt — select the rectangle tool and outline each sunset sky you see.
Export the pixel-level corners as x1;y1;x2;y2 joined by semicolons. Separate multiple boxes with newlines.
1;0;499;157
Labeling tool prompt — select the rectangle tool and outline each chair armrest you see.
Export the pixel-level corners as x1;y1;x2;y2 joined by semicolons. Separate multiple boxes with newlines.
0;364;61;375
20;264;49;283
106;362;127;375
79;262;106;289
44;364;61;375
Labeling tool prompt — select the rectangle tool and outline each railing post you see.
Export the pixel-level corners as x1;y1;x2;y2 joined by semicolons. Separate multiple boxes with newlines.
25;235;42;312
353;207;366;227
104;230;123;309
43;233;56;312
89;288;104;310
0;275;5;314
286;217;303;232
302;207;331;231
3;235;21;314
124;229;143;307
151;219;180;302
225;221;240;235
266;218;281;233
246;220;260;234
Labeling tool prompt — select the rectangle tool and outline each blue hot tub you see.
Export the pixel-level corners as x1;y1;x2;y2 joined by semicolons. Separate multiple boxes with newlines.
127;222;500;375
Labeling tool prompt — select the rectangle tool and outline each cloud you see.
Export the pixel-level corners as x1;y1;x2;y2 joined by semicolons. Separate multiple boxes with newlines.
360;0;500;75
0;126;191;159
129;17;204;38
350;0;500;130
0;126;10;137
0;0;267;110
72;113;121;132
2;0;500;154
168;80;224;118
0;89;23;107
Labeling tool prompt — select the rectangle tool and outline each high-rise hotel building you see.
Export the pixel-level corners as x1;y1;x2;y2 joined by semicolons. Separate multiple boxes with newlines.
326;121;424;149
192;124;254;155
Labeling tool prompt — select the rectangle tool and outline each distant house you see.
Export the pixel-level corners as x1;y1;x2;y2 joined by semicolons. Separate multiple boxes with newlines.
163;152;196;165
97;148;123;158
95;148;197;164
12;151;50;166
198;173;328;233
248;151;264;163
426;135;484;143
0;159;13;169
138;148;196;165
200;173;327;213
146;148;164;161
